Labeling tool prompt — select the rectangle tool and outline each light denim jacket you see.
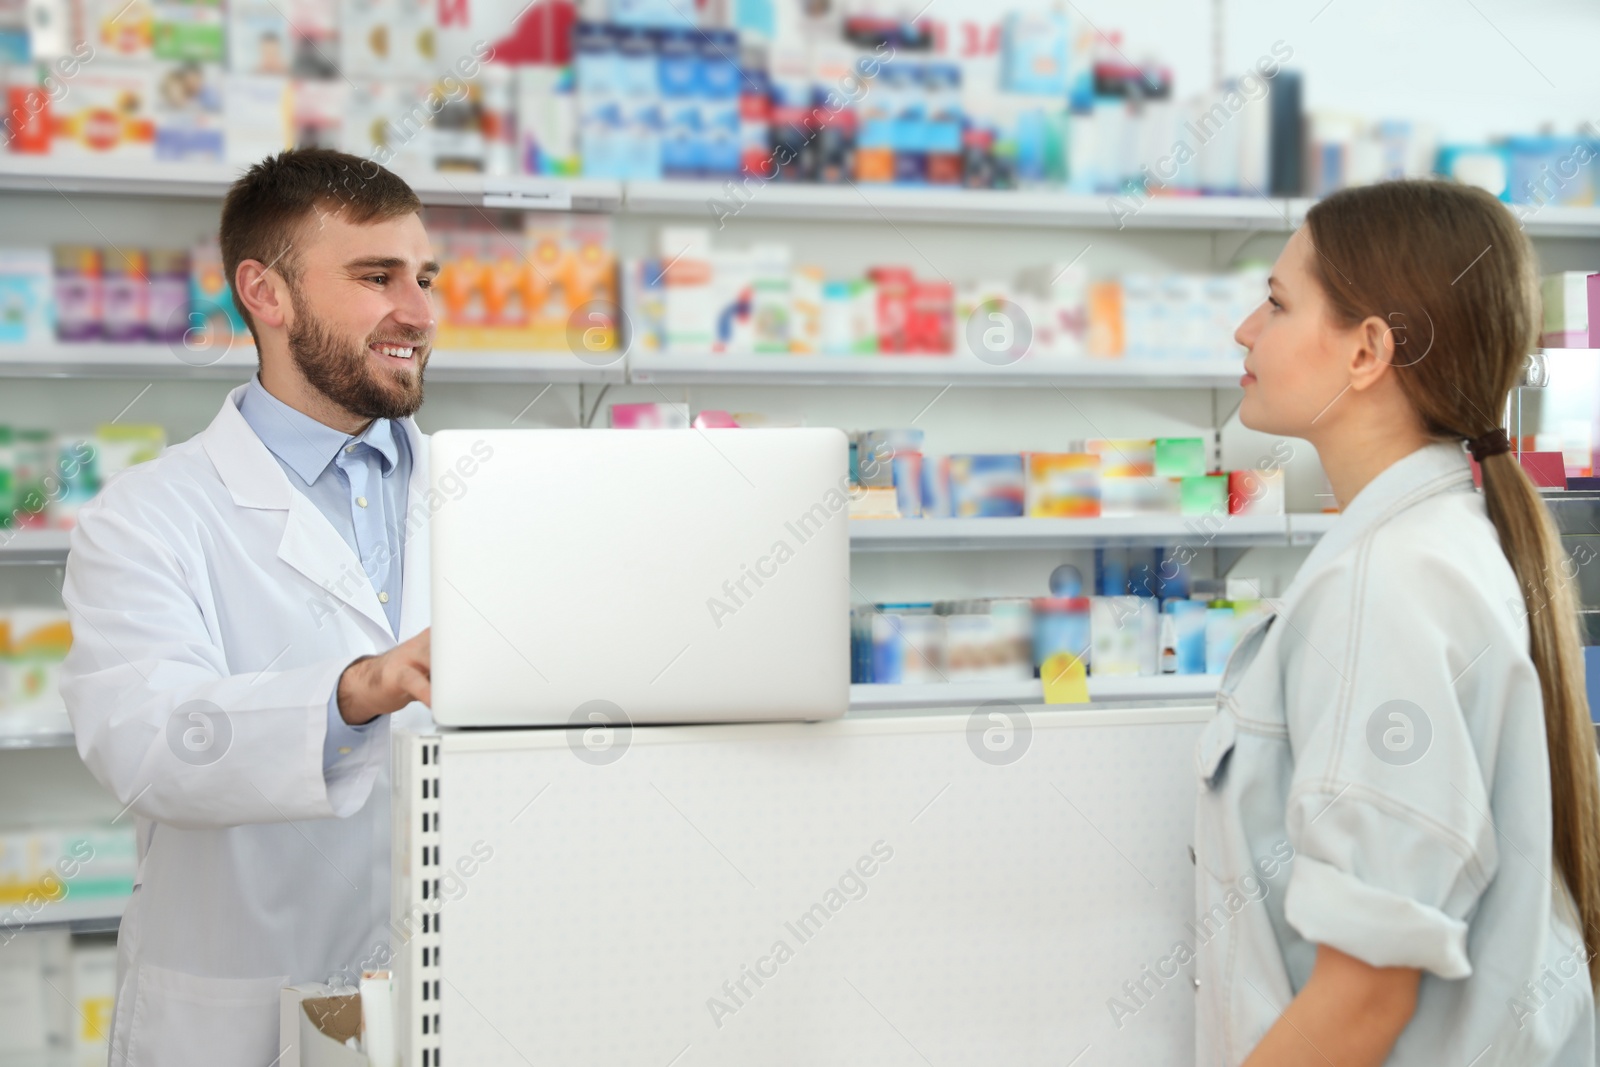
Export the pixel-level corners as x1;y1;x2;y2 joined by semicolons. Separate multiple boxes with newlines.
1195;440;1597;1066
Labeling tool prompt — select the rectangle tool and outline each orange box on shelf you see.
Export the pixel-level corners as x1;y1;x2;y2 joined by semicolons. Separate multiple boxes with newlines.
1087;279;1124;358
429;210;617;353
1026;453;1101;517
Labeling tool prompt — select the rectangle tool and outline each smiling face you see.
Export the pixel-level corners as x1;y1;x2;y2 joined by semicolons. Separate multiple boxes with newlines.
279;208;439;421
1233;228;1363;440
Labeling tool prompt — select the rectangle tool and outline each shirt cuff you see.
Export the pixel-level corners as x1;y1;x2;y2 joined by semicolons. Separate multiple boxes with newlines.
1284;853;1472;979
323;685;374;773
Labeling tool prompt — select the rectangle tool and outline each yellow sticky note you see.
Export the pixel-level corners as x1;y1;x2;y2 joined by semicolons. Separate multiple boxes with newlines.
1041;652;1090;705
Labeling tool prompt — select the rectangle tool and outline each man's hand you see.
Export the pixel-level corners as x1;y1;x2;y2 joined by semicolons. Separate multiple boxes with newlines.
338;629;431;726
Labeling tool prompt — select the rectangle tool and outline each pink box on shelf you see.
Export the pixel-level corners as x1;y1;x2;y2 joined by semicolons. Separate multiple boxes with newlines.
1469;451;1566;488
1543;330;1589;348
1589;274;1600;348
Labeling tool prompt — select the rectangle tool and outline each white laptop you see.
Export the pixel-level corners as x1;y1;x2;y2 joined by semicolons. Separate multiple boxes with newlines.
428;428;851;727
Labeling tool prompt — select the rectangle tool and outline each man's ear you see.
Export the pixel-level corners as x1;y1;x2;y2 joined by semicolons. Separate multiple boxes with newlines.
234;259;290;331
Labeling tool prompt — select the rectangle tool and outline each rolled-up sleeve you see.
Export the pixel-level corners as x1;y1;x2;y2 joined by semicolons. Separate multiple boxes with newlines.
1278;540;1504;978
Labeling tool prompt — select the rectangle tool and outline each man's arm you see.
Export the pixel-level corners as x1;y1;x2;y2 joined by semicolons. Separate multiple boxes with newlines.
60;493;427;829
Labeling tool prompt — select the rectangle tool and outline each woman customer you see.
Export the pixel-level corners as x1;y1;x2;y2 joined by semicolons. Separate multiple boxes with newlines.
1198;178;1599;1066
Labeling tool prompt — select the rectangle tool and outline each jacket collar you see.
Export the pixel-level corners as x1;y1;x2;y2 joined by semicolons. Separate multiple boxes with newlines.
202;383;429;643
1276;439;1475;614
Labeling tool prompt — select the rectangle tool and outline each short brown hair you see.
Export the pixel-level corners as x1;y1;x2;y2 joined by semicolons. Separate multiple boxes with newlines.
219;147;422;339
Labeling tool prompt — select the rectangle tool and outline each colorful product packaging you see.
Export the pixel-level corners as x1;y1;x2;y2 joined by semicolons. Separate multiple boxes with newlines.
100;250;149;342
1087;438;1154;477
1228;467;1285;516
0;250;54;344
907;280;954;354
52;247;101;342
516;65;579;176
1033;596;1090;672
52;68;157;157
188;241;248;341
948;454;1025;518
1542;271;1591;348
789;267;822;354
868;267;914;354
1180;474;1229;516
608;402;689;428
1153;437;1206;477
1163;598;1208;674
146;249;191;344
1086;279;1124;357
1026;453;1100;517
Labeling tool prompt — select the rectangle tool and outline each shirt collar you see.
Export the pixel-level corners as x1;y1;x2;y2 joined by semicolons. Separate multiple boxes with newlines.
236;375;400;486
1278;439;1474;610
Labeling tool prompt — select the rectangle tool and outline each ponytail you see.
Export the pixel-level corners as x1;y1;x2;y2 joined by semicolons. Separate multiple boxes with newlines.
1478;450;1600;980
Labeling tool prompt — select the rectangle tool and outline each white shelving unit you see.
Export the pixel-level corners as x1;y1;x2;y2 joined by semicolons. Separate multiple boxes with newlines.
0;894;125;935
0;515;1331;566
626;179;1299;230
850;514;1293;551
628;351;1246;388
0;529;71;565
7;159;1594;238
0;345;626;383
849;674;1221;710
0;155;624;212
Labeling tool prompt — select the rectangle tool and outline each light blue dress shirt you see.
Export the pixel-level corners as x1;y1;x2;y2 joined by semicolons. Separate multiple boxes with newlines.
236;376;411;772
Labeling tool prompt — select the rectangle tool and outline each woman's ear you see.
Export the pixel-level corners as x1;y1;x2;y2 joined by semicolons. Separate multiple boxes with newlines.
234;259;289;331
1347;313;1399;391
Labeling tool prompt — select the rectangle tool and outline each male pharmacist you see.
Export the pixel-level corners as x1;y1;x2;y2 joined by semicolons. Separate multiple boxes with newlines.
61;148;441;1066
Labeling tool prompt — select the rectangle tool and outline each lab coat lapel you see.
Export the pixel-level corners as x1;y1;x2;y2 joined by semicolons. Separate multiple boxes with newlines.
202;384;395;642
396;417;430;642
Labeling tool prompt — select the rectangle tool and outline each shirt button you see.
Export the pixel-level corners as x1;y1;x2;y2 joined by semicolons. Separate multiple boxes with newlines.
378;592;389;604
1188;845;1196;865
345;444;356;454
356;496;368;508
338;746;352;756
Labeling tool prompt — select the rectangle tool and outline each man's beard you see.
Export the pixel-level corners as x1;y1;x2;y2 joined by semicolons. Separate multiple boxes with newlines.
287;286;428;421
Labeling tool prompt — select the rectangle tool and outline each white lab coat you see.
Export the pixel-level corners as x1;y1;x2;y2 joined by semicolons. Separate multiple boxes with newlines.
60;384;432;1067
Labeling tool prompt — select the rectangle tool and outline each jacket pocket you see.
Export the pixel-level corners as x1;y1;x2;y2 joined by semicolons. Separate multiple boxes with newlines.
124;963;287;1067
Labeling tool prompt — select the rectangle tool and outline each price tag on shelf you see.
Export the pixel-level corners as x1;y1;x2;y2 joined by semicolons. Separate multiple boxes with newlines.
481;177;573;212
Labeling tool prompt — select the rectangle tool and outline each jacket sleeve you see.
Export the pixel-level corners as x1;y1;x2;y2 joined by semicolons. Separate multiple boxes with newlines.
59;492;380;829
1279;541;1503;979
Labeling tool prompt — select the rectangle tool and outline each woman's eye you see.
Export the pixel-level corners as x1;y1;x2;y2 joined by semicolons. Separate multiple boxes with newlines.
1267;297;1283;312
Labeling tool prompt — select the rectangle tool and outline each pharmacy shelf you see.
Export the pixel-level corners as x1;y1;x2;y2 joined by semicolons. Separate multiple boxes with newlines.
1287;511;1340;545
1284;197;1600;240
849;674;1222;710
0;345;625;383
628;180;1300;231
0;728;74;749
6;160;1599;236
1;517;1334;566
848;515;1292;551
0;342;258;379
423;351;626;383
0;155;624;211
0;895;124;935
629;351;1246;388
0;530;71;565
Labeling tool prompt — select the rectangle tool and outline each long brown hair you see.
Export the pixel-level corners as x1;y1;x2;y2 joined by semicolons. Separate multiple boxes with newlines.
1304;179;1600;981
